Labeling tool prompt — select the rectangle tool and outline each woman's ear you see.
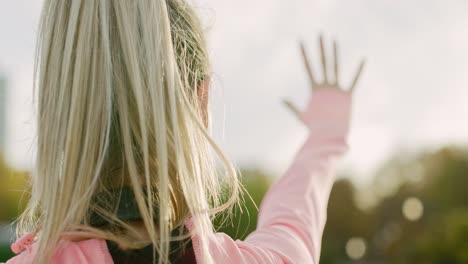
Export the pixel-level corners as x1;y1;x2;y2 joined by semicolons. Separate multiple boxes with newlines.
197;78;210;128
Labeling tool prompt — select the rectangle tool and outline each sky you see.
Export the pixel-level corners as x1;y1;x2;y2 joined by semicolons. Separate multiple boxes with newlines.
0;0;467;185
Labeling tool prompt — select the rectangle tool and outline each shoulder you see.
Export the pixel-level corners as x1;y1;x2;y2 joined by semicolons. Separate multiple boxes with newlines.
5;239;113;264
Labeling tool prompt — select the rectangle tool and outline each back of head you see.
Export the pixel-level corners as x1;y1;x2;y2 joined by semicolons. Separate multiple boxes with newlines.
18;0;240;263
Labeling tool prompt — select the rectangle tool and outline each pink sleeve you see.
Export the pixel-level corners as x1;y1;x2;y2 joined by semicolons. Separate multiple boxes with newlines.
191;89;351;263
5;239;113;264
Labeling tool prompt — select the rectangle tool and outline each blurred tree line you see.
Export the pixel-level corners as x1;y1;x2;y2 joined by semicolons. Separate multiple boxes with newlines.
0;153;28;221
1;146;468;263
320;146;468;263
0;153;28;261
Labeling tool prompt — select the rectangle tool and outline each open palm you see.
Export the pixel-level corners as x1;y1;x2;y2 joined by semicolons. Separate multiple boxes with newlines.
284;35;365;122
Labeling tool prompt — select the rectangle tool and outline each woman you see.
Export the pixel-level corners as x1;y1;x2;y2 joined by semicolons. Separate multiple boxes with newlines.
6;0;364;263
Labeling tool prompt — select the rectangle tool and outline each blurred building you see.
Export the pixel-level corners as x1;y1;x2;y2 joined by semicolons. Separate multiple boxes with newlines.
0;74;6;154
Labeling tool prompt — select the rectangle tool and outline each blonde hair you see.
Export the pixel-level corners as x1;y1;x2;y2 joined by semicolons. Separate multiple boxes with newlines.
18;0;240;263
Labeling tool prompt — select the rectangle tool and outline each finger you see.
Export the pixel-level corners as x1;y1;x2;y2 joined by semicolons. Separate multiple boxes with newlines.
299;41;317;88
350;59;366;93
319;34;329;84
333;40;339;87
283;99;302;121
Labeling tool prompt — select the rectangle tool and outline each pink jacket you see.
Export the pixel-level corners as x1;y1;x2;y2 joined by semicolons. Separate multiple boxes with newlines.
6;89;351;264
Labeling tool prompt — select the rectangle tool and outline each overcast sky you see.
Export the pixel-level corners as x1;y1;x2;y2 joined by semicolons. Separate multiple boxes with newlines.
1;0;467;184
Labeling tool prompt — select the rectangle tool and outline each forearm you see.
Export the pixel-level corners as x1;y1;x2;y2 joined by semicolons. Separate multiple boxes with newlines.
245;89;351;263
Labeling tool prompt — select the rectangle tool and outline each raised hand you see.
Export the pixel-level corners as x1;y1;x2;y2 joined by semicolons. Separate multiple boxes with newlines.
284;35;365;123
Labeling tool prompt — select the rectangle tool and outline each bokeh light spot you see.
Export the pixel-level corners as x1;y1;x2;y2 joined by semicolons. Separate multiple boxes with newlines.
345;237;366;260
402;197;424;221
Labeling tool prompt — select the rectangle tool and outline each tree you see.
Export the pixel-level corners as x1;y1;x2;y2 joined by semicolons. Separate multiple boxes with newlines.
0;153;28;221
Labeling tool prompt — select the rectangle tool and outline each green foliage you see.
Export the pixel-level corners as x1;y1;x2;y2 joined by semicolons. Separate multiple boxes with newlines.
0;244;14;262
320;146;468;263
404;209;468;264
214;169;271;240
0;153;29;262
0;153;28;221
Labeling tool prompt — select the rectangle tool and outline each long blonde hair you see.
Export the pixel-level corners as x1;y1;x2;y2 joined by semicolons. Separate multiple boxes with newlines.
18;0;240;263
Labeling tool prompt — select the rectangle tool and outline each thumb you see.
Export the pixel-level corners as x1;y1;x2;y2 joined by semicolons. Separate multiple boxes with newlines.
282;99;303;122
